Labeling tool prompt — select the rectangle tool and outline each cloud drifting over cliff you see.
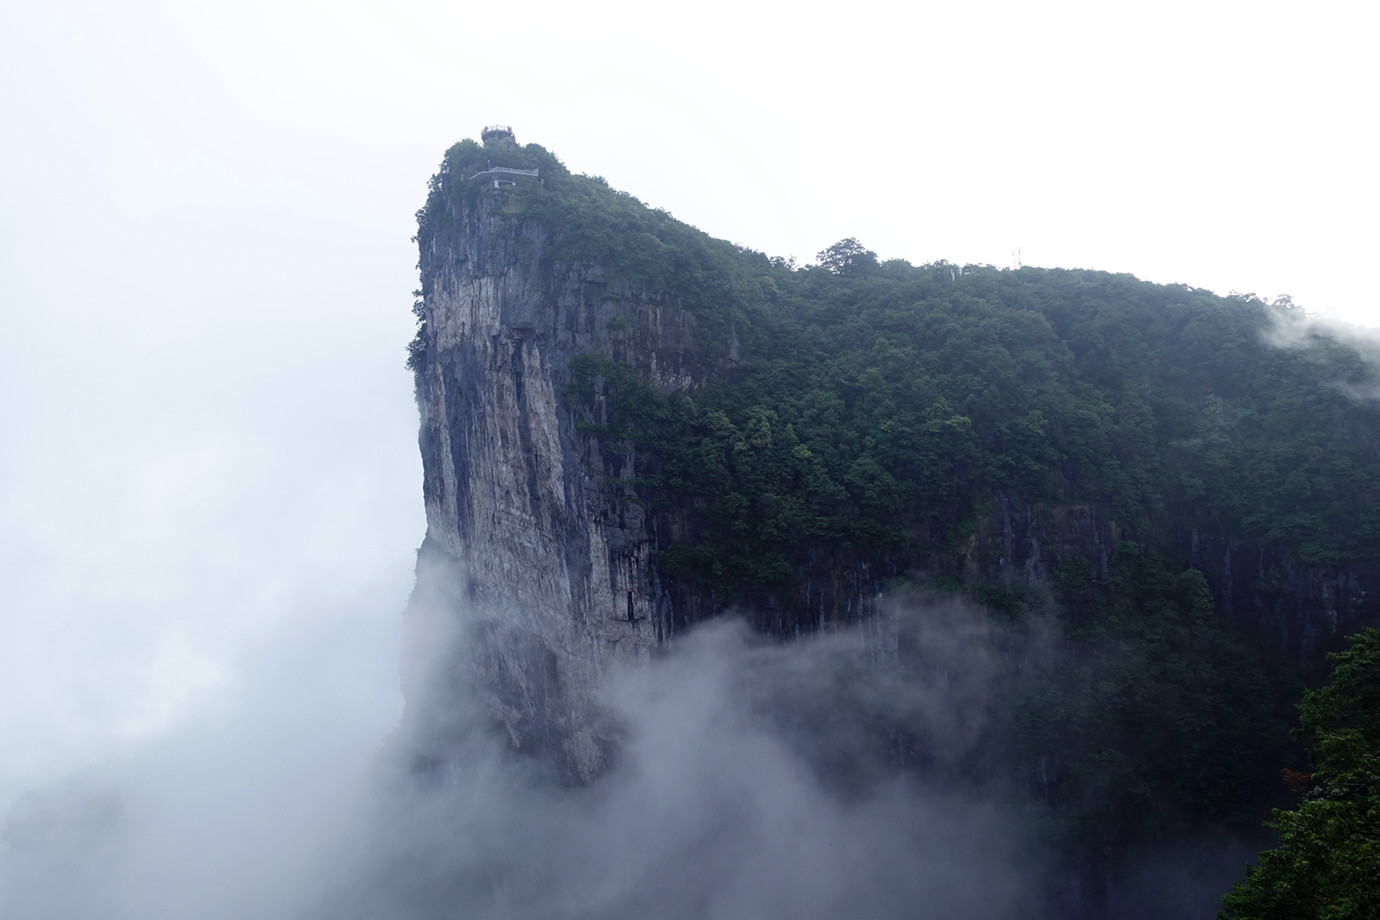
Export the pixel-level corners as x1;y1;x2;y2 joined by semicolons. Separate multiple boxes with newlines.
4;589;1263;920
3;596;1046;920
310;603;1052;920
1264;299;1380;403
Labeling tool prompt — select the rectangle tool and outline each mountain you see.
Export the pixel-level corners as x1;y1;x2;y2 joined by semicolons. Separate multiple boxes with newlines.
400;128;1380;914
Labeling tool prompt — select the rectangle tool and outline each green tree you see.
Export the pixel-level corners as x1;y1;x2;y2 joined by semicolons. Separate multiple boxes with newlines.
1221;628;1380;920
816;237;878;276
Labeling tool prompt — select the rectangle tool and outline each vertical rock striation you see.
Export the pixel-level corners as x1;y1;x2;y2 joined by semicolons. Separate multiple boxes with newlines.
405;172;715;778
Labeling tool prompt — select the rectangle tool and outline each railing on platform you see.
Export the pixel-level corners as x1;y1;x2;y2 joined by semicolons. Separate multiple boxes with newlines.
469;165;540;188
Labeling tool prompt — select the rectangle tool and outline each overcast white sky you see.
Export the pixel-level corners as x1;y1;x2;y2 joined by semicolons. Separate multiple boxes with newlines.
1;0;1376;815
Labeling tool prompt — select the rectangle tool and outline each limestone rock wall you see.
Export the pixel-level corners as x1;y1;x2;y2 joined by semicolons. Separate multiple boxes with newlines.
405;187;712;778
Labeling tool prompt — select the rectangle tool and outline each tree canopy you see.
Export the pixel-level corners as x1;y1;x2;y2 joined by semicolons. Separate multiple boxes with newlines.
1221;628;1380;920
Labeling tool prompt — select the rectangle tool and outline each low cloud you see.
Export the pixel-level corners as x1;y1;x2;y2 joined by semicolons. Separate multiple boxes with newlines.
1264;297;1380;402
313;598;1053;920
1;596;400;920
5;590;1259;920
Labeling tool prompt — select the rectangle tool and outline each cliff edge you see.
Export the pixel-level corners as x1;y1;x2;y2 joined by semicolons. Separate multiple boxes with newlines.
403;134;725;778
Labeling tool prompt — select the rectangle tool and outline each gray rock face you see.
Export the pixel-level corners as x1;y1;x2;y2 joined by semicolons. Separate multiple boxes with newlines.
1184;530;1376;666
405;186;714;778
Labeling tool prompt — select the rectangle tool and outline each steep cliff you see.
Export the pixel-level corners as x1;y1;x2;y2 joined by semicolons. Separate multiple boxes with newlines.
404;139;729;777
403;130;1380;785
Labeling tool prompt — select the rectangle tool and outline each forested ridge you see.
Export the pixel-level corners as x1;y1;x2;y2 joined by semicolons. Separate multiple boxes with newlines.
416;135;1380;916
420;138;1379;594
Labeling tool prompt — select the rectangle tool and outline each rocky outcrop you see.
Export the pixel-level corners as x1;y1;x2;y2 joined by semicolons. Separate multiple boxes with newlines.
405;182;720;778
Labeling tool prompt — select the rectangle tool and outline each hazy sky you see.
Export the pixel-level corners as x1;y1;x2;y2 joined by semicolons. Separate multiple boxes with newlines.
1;0;1376;819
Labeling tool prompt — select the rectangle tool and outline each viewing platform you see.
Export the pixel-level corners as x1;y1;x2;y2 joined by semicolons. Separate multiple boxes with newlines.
468;165;540;188
481;125;515;144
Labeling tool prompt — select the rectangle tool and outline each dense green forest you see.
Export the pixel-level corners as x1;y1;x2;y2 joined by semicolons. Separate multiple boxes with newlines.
416;136;1380;914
